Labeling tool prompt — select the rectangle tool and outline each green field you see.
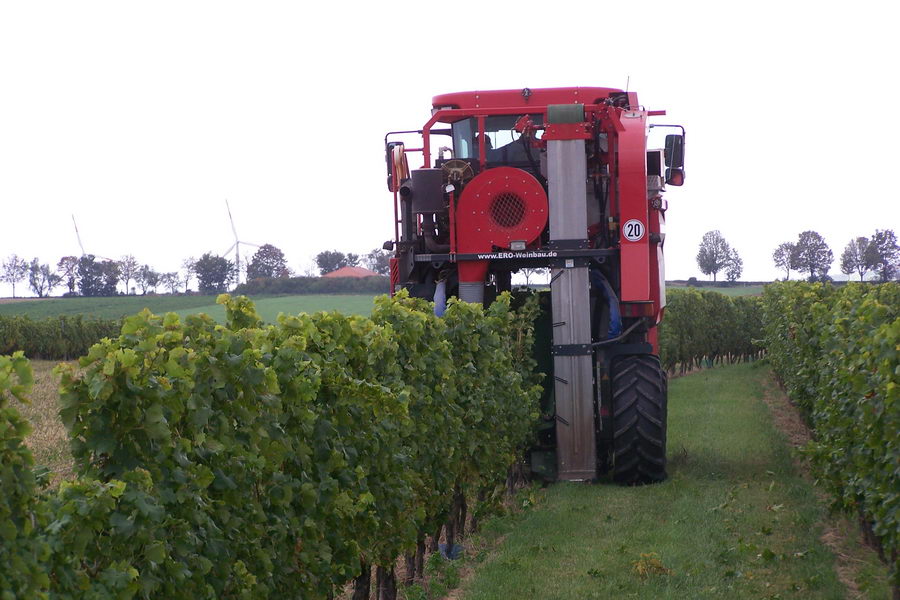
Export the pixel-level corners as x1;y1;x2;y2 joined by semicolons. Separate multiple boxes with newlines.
666;284;766;297
708;285;766;297
0;284;764;322
454;364;889;599
0;294;378;321
173;294;378;322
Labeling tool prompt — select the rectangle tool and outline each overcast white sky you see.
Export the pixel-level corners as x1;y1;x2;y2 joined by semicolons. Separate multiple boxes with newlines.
2;0;898;297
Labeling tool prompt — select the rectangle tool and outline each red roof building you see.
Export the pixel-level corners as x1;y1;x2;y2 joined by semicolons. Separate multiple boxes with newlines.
322;266;380;278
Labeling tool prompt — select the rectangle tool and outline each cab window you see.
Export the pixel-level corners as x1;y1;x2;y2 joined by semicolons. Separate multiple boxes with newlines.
450;114;543;160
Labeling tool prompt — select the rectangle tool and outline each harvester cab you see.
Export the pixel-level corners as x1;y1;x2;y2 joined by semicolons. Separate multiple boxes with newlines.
384;87;684;485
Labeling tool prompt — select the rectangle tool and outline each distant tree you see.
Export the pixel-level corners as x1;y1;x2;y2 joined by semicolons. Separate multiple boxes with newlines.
76;255;111;297
772;242;795;281
864;229;899;282
135;265;159;295
725;248;743;282
247;244;290;280
27;259;61;298
520;267;549;285
363;248;392;276
181;257;196;292
840;237;870;281
159;272;180;294
1;254;29;297
346;253;360;268
696;230;732;282
57;256;79;294
99;261;120;296
792;230;833;281
118;254;139;294
315;250;348;275
299;260;319;277
194;253;235;294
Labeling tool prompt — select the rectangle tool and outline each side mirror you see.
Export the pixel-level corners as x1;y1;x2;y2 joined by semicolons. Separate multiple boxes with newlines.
664;134;684;168
665;167;685;186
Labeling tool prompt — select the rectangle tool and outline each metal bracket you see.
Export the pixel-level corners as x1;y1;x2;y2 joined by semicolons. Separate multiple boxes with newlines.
550;257;591;269
551;343;593;356
546;238;591;250
543;123;592;141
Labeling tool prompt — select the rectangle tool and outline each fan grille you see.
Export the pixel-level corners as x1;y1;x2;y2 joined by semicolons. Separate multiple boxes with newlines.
489;192;526;228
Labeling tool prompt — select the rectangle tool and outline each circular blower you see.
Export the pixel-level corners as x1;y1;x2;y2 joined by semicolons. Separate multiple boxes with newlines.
455;167;548;303
456;166;548;253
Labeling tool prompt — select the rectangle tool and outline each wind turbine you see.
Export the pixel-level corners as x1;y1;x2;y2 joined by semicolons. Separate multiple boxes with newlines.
223;200;259;285
71;215;114;261
72;214;86;256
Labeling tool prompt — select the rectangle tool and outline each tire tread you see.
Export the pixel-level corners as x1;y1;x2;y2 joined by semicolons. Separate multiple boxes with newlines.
610;355;667;485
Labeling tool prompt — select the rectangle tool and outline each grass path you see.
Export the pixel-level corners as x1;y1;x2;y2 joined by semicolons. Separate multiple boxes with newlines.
456;364;889;599
17;360;75;485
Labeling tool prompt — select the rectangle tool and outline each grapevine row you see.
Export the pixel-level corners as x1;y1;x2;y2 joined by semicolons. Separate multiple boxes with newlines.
658;288;764;374
0;314;120;360
761;282;899;587
1;292;541;599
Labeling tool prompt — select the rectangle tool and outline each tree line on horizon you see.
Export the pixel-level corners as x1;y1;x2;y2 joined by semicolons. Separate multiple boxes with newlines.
695;228;898;283
772;229;898;282
0;245;392;299
5;229;896;299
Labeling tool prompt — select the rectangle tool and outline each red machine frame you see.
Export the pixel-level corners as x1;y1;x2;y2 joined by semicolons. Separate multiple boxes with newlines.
386;86;668;352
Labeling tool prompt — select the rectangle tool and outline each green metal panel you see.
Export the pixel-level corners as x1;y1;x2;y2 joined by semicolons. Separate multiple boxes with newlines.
547;103;585;124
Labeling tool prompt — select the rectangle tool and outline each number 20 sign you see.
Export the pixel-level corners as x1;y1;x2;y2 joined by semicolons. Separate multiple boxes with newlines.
622;219;646;242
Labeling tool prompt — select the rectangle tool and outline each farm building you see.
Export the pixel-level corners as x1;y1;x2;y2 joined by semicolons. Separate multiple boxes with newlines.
322;266;380;278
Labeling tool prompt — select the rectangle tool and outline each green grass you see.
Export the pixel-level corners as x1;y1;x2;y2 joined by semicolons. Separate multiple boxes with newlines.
458;364;889;599
711;285;766;297
665;284;766;297
172;294;378;322
1;288;763;321
0;295;219;319
0;294;378;321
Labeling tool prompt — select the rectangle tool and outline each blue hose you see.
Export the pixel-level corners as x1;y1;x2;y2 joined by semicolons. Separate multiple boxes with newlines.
590;270;622;339
433;279;447;317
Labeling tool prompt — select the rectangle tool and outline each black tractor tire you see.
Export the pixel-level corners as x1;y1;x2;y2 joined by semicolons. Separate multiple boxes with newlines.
610;354;667;485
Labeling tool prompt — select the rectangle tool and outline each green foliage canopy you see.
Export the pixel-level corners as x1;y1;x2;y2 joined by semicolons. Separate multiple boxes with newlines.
0;291;542;598
762;282;899;586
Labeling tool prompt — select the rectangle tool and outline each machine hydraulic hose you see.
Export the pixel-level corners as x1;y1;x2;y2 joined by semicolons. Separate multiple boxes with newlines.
590;269;622;339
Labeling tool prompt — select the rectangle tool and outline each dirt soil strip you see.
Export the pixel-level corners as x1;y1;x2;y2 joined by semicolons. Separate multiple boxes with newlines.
760;375;869;599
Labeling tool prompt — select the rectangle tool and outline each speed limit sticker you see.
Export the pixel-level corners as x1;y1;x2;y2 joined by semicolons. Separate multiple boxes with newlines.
622;219;646;242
